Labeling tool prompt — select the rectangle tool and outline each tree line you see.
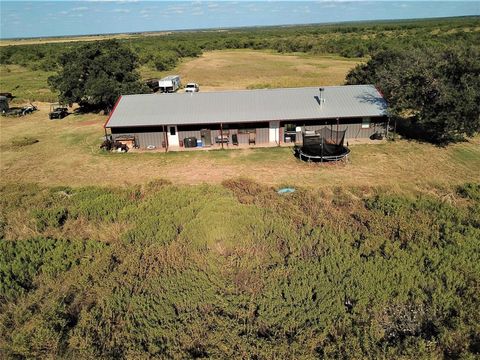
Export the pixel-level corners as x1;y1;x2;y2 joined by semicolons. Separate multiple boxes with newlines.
1;17;478;71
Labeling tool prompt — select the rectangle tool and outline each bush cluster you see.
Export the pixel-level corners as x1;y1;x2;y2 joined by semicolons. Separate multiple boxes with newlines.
0;181;478;358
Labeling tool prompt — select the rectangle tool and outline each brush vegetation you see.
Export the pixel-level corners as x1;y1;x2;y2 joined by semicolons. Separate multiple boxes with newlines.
0;180;479;358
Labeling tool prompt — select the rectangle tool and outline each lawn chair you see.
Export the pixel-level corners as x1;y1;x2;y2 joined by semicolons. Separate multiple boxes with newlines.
232;133;239;146
248;132;256;145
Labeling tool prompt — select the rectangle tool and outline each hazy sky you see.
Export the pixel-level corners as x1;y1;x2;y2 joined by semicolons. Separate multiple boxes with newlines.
1;1;479;39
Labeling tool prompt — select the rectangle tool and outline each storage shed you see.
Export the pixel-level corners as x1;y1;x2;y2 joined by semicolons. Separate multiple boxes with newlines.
104;85;388;151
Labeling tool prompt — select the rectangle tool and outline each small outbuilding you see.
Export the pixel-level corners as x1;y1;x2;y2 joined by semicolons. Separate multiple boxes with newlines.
104;85;388;151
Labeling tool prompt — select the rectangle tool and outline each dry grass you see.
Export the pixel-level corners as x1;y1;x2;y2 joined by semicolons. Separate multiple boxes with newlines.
1;50;360;104
0;33;165;47
1;50;478;190
174;50;362;91
1;103;479;190
0;65;57;103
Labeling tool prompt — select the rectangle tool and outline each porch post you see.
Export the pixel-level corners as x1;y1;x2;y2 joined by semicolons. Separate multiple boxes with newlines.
336;117;339;143
220;123;224;150
163;125;168;152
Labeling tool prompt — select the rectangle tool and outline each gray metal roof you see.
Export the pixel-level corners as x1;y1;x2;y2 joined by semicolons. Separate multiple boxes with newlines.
106;85;387;128
160;75;180;81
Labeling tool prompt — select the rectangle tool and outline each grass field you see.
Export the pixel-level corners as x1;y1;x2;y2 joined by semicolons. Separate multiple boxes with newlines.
0;65;57;103
141;50;362;91
1;49;478;191
1;103;479;190
1;50;362;103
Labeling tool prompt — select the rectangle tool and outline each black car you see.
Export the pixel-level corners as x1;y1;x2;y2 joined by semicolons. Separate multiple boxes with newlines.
49;104;69;119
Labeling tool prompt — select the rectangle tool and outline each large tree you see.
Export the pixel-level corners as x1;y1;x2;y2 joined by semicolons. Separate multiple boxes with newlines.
346;46;480;144
48;40;148;112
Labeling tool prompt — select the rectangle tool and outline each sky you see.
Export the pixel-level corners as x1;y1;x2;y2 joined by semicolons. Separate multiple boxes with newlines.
1;1;479;39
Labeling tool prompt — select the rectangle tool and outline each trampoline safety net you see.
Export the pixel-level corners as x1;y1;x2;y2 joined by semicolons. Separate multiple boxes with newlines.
301;127;347;157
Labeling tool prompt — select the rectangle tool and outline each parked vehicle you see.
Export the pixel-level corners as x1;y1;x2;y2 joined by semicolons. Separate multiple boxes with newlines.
185;83;199;93
1;96;38;117
145;79;160;92
49;103;69;120
0;96;9;113
0;92;15;100
21;104;37;115
158;75;181;93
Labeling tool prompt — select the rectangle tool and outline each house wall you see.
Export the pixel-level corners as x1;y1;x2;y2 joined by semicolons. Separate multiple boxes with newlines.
111;127;165;149
280;117;387;142
109;116;387;150
177;123;269;146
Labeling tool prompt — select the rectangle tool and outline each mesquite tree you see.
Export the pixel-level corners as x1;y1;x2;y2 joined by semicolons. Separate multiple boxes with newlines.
346;46;480;144
48;40;148;112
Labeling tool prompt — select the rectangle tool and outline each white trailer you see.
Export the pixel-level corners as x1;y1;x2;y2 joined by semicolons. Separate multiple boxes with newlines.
158;75;181;93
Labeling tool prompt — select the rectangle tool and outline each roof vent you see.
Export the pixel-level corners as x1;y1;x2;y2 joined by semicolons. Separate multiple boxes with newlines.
319;88;326;106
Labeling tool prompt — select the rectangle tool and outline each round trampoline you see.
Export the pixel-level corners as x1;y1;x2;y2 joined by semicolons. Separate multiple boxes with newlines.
294;127;350;162
295;146;350;162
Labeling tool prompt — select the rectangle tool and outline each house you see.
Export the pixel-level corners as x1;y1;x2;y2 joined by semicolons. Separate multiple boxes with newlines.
104;85;388;151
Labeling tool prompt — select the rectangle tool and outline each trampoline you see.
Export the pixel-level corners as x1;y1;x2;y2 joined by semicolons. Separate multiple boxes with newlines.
294;127;350;162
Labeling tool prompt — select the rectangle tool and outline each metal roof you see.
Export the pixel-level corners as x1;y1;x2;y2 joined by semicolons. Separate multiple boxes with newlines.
160;75;180;81
105;85;387;128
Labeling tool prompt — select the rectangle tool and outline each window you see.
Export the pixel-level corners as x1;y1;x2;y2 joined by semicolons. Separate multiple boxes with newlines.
170;127;176;135
362;117;371;129
221;124;230;135
238;128;255;134
235;122;265;134
284;123;296;132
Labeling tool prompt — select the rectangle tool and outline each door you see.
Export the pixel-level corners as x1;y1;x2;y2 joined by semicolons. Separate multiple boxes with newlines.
201;129;212;146
167;125;179;146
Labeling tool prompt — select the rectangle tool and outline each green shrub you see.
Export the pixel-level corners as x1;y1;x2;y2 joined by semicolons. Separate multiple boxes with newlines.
0;237;104;304
68;187;134;222
457;183;480;201
32;207;68;231
364;194;410;215
153;51;178;71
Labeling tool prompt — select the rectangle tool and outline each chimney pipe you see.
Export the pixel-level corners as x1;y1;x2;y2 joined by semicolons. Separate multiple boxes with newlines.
319;88;325;106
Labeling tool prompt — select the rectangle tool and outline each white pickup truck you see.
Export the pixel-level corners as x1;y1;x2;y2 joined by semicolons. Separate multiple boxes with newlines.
185;83;200;93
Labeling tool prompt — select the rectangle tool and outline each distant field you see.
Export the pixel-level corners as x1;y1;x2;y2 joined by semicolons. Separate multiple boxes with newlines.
1;104;479;190
0;33;149;47
141;50;362;91
0;65;57;103
0;50;362;103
